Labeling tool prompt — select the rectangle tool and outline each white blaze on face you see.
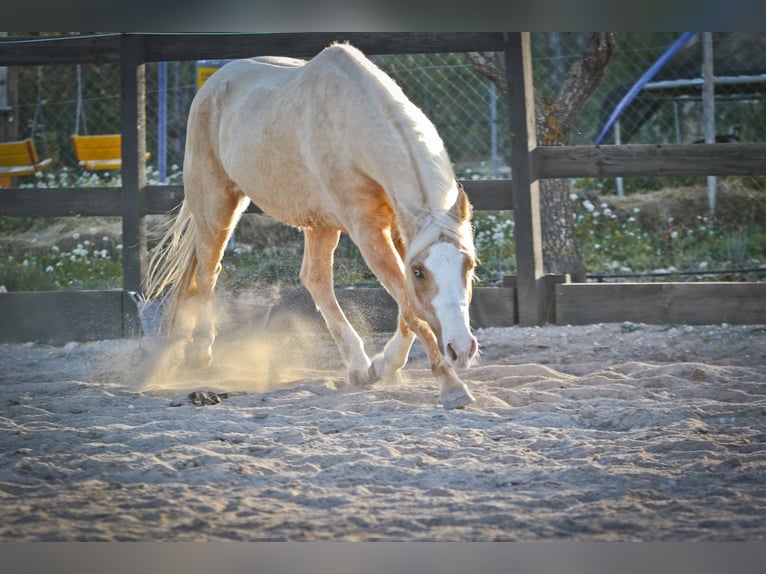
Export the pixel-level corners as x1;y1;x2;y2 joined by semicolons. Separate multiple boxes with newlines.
422;242;478;368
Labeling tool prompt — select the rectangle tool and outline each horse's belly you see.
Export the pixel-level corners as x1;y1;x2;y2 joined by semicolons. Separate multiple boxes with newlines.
226;144;346;229
242;184;344;230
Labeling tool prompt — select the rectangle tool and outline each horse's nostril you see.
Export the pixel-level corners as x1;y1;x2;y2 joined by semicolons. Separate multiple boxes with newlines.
470;338;478;357
447;343;458;362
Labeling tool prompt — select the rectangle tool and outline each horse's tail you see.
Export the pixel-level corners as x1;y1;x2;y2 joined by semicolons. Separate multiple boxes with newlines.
144;200;198;336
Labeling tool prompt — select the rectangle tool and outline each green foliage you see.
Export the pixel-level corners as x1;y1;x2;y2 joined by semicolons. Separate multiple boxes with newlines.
573;196;765;277
0;234;123;291
3;189;763;292
218;234;378;291
472;211;516;283
0;165;182;292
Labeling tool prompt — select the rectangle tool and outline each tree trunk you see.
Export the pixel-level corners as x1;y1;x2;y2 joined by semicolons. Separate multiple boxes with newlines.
468;33;617;282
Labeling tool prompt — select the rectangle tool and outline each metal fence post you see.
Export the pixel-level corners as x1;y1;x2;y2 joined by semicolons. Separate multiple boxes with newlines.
702;32;717;215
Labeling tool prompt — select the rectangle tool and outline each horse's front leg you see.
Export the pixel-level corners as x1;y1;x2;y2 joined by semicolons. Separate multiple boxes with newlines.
401;307;475;409
369;313;415;384
350;227;474;409
301;227;372;385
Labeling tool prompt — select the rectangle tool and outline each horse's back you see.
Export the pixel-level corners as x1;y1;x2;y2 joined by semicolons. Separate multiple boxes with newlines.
184;46;382;222
188;43;392;151
183;43;448;229
184;55;308;191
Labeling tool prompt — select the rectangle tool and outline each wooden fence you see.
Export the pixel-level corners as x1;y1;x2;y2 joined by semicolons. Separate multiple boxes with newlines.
0;33;764;343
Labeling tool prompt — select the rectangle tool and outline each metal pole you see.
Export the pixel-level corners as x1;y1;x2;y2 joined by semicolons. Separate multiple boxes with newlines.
158;61;167;183
702;32;717;215
614;119;624;197
490;80;498;178
673;100;681;143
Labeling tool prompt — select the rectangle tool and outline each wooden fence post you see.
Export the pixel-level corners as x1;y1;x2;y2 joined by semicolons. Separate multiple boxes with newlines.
504;32;545;325
120;34;147;335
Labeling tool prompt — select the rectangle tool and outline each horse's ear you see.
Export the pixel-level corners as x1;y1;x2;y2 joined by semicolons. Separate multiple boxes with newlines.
450;183;472;222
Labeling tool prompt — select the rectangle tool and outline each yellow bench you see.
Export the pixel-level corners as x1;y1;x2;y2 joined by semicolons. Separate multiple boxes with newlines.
71;134;151;171
0;138;52;187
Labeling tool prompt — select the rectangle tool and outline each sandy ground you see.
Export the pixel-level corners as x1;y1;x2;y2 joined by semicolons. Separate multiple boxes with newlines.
1;319;765;541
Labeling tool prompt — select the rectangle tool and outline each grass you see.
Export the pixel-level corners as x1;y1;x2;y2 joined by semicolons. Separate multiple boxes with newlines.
1;171;764;292
0;225;123;291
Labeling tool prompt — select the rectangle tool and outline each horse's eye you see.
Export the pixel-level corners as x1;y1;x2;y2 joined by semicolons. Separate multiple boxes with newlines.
412;267;424;279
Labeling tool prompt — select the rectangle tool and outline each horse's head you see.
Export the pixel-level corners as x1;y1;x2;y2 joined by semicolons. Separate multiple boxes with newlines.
406;185;478;369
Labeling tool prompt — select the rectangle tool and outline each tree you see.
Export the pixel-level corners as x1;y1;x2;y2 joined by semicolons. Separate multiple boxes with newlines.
468;33;617;282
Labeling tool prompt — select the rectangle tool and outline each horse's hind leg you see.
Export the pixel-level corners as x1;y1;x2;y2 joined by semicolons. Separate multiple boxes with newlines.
300;227;372;384
184;181;244;368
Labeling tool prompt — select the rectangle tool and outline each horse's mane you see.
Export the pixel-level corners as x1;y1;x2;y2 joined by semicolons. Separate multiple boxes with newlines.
324;43;459;213
318;44;474;266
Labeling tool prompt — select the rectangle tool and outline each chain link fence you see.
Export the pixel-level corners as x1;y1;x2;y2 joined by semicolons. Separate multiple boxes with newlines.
533;32;766;196
3;33;765;189
2;33;765;290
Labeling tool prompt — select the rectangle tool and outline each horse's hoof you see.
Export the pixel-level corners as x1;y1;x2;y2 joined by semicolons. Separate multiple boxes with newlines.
349;367;375;387
441;385;475;410
185;355;212;369
369;356;401;385
184;344;212;369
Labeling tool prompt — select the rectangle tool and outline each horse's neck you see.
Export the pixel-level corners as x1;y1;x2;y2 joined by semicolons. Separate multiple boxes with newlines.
350;70;457;217
317;45;459;237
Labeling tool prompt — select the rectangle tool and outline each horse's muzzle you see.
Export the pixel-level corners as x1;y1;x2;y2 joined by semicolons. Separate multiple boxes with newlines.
444;335;478;369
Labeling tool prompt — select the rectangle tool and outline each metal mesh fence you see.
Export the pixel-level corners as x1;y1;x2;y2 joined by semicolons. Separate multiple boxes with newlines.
533;32;766;195
2;32;765;190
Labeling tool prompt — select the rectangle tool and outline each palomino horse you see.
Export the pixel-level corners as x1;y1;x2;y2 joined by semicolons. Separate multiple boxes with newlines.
144;43;479;409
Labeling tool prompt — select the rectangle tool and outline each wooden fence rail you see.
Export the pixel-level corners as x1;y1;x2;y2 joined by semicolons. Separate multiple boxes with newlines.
534;143;766;178
0;32;507;65
0;180;514;219
0;32;764;344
